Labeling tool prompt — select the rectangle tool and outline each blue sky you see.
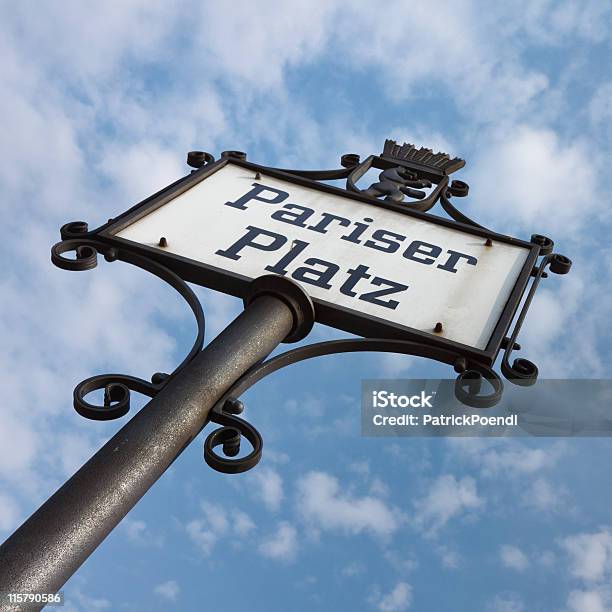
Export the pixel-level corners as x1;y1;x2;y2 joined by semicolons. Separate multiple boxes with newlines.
1;2;612;611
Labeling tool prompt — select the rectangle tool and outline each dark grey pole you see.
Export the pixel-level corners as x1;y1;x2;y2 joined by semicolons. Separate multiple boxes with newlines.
0;277;313;607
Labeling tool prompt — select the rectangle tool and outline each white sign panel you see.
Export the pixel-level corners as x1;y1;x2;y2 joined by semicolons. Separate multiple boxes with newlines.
114;162;531;350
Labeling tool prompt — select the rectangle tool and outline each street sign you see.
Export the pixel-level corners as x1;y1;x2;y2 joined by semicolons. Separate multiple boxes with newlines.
33;143;568;594
102;158;538;362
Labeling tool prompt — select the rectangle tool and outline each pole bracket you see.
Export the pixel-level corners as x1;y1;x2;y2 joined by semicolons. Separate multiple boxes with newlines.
244;274;315;343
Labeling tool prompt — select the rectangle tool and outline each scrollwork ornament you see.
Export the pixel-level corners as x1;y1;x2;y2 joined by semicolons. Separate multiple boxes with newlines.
500;245;572;386
51;232;205;420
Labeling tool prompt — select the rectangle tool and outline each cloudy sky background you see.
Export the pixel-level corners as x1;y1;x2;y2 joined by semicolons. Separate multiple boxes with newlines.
1;1;612;610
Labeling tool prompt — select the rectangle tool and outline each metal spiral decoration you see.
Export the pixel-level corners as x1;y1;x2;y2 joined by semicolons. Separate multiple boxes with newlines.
500;241;571;385
51;222;205;420
203;337;505;473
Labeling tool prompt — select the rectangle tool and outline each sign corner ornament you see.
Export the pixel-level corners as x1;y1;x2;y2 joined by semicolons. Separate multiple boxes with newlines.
52;140;571;472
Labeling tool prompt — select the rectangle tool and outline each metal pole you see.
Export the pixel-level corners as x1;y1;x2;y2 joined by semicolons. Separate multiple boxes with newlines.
0;278;312;606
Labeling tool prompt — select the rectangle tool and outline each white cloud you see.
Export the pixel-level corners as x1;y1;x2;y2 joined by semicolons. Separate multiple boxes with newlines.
5;1;177;82
296;471;401;538
383;550;417;574
203;501;230;532
413;475;483;536
560;529;612;583
249;467;284;511
500;545;530;572
294;574;318;589
373;582;413;612
566;589;611;612
487;593;525;612
263;449;290;465
122;517;164;548
186;502;256;556
258;521;298;562
55;432;98;478
0;494;20;532
348;460;371;477
342;562;365;577
337;2;550;121
446;442;573;517
589;83;612;129
470;125;598;236
375;353;416;377
521;478;568;514
520;285;579;353
501;1;612;44
195;0;339;89
123;518;147;542
97;142;184;205
347;462;389;497
435;545;461;569
538;550;557;569
233;510;256;536
154;580;180;602
70;588;111;610
284;396;325;418
185;519;219;557
447;439;566;479
0;413;39;483
369;478;390;498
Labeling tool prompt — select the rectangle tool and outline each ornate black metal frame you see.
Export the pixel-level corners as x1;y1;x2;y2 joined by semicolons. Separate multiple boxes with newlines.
51;141;572;474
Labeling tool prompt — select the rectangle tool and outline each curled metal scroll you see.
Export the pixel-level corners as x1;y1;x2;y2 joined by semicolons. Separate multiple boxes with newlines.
501;245;572;386
51;223;205;420
204;398;263;474
203;338;504;473
439;189;490;230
